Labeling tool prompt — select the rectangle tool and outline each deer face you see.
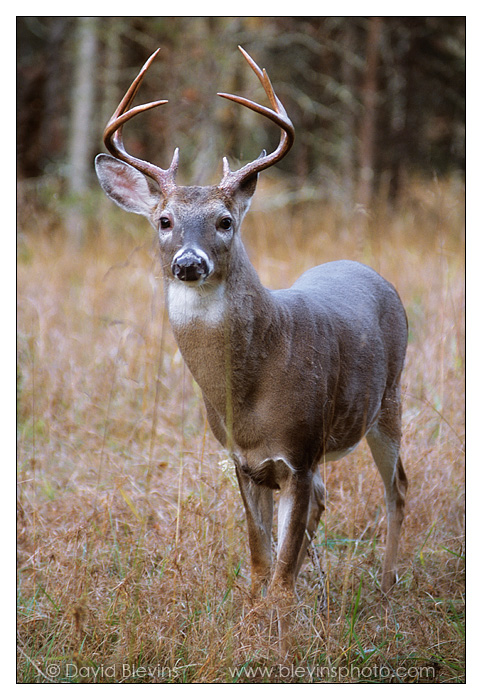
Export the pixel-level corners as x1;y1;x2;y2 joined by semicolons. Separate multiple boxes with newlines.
95;156;257;289
155;184;255;287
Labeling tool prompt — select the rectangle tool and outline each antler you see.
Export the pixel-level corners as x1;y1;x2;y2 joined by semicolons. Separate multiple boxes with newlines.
102;48;179;192
217;46;295;191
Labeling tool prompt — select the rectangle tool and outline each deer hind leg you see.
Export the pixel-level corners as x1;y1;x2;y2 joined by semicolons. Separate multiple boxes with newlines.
235;465;274;598
366;391;408;594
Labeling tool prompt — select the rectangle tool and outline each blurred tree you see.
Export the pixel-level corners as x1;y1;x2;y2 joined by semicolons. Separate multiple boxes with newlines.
64;17;98;244
17;17;71;178
356;16;382;217
68;17;98;197
376;17;465;202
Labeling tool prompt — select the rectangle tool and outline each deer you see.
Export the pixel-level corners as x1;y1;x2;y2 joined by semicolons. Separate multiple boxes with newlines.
95;46;408;634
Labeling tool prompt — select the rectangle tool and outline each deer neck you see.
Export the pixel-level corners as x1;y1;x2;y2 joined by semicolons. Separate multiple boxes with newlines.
165;239;277;417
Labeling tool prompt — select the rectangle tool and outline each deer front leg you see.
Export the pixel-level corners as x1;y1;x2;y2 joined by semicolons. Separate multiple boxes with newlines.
268;472;313;655
295;468;325;578
271;472;313;596
235;464;274;598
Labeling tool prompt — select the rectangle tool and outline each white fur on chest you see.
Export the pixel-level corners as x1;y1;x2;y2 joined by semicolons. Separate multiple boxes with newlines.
167;280;226;327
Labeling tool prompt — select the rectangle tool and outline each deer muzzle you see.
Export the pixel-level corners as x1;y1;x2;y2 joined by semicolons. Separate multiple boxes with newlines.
171;247;212;283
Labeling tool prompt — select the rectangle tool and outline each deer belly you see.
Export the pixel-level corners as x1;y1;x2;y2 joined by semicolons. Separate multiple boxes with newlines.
322;442;360;463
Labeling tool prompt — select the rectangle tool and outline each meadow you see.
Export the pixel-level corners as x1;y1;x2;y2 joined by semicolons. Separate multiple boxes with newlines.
17;176;465;683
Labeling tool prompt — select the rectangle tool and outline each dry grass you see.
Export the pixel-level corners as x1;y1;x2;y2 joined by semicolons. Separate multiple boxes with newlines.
17;177;465;683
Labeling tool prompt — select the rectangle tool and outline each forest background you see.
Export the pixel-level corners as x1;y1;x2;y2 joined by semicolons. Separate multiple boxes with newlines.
17;17;465;220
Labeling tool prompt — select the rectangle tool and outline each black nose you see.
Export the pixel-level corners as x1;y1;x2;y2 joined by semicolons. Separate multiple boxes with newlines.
171;249;210;282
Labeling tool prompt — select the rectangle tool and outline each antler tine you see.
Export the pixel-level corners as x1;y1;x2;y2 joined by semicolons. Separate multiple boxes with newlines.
217;46;294;190
103;48;179;190
237;46;287;119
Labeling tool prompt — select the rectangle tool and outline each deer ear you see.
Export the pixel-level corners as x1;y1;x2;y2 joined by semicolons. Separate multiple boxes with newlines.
237;171;258;200
94;154;158;217
226;171;258;220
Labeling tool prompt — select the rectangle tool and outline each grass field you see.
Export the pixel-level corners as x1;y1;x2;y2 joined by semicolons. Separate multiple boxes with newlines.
17;176;465;683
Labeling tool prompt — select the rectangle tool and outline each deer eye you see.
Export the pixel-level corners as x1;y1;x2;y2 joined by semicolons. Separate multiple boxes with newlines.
160;217;172;230
219;217;232;231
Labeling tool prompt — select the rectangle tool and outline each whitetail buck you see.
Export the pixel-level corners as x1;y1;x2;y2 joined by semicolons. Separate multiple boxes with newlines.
95;47;408;620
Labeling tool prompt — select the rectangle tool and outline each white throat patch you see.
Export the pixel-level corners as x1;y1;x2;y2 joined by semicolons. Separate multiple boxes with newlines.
167;280;226;327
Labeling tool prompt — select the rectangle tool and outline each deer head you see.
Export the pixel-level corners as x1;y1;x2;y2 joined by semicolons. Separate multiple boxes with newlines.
95;47;294;288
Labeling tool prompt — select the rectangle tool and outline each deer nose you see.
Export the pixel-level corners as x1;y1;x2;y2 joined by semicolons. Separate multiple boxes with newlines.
171;248;211;283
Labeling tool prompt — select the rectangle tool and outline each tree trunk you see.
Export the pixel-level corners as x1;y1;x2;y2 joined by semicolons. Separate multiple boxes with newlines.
67;16;98;198
339;22;357;220
67;17;98;244
356;16;382;222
